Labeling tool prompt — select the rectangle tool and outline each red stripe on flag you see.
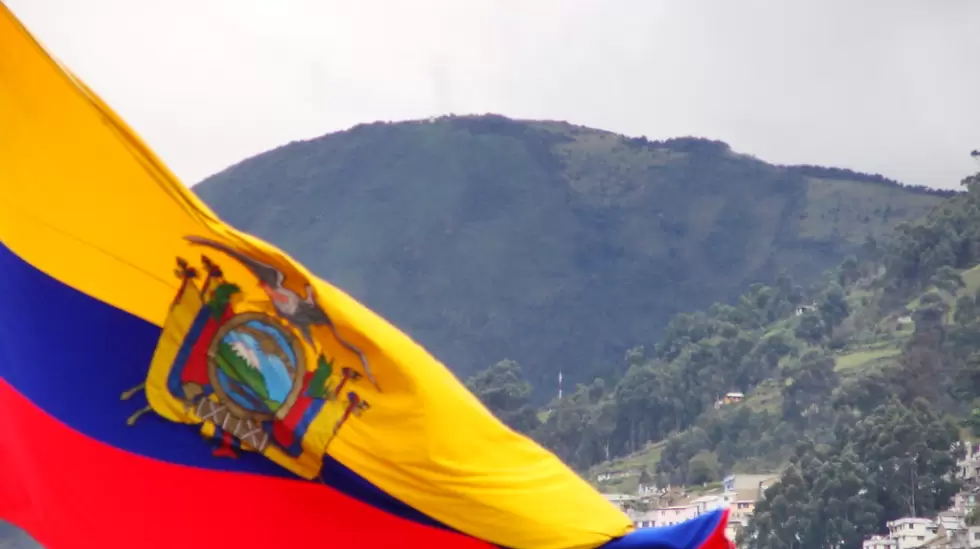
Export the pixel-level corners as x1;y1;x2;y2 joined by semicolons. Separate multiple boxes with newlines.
0;379;493;549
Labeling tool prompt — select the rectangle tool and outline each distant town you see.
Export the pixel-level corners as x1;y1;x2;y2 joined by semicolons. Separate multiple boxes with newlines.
600;442;980;549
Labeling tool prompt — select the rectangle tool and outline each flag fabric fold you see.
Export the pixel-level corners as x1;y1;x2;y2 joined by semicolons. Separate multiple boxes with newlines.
0;3;732;549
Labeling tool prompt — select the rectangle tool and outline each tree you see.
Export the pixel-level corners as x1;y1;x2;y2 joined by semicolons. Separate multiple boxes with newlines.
744;401;961;549
863;235;880;270
843;399;961;521
612;362;673;454
465;359;541;434
795;310;826;344
900;331;946;404
833;369;900;415
954;295;978;325
576;396;619;465
931;266;965;295
839;256;861;286
740;329;796;388
687;450;720;485
638;467;653;486
780;350;839;426
803;447;882;549
740;461;816;549
818;283;850;330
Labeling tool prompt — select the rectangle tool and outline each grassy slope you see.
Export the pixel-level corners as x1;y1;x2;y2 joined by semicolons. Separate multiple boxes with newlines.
587;265;980;485
800;178;941;245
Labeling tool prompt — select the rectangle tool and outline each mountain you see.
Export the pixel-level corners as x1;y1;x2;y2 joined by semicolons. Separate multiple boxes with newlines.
195;114;952;398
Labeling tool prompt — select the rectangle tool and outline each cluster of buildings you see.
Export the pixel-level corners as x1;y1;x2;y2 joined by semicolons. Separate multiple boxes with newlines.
859;443;980;549
861;512;980;549
600;443;980;549
602;474;779;542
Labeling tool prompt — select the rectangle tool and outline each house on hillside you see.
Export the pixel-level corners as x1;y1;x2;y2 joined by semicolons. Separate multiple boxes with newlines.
648;488;692;510
862;495;980;549
723;392;744;405
731;494;758;523
601;493;639;512
862;510;980;549
628;475;775;536
886;517;939;549
955;488;980;511
969;526;980;549
637;483;659;497
880;312;916;333
916;519;972;549
631;510;657;529
937;510;967;539
953;442;980;486
628;503;700;530
723;474;779;500
691;494;731;516
726;518;747;546
863;535;898;549
795;303;817;316
650;504;699;527
597;470;636;482
714;392;746;409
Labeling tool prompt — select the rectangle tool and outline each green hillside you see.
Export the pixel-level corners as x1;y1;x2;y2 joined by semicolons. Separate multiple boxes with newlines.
583;240;980;484
195;115;950;398
588;257;980;484
467;169;980;549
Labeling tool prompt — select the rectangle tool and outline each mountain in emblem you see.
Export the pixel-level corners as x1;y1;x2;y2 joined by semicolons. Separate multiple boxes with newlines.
229;340;262;370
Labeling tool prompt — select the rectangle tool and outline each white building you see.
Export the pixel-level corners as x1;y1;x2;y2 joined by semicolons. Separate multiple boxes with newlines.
956;443;980;484
722;474;779;498
597;471;636;482
864;535;899;549
795;303;817;316
637;484;660;497
625;473;776;539
628;504;701;530
632;510;658;529
936;510;966;537
601;493;641;514
691;493;731;515
968;525;980;549
886;517;939;549
651;504;700;527
955;489;980;512
726;517;746;545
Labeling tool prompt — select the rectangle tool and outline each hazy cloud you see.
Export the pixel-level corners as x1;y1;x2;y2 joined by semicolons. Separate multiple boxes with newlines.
7;0;980;188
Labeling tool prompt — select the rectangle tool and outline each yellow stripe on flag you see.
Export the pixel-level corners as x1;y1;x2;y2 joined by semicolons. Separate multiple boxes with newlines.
0;4;634;548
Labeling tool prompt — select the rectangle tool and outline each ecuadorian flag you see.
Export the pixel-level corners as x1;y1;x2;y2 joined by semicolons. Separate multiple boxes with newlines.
0;3;733;549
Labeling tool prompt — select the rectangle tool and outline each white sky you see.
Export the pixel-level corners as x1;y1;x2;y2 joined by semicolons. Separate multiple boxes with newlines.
7;0;980;189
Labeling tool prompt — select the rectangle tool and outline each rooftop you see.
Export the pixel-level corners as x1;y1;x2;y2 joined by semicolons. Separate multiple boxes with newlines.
888;517;937;525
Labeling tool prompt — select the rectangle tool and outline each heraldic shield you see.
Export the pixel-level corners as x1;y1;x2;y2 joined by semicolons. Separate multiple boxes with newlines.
134;236;371;480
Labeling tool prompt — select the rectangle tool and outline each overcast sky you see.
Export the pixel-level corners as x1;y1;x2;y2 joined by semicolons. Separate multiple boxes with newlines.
7;0;980;189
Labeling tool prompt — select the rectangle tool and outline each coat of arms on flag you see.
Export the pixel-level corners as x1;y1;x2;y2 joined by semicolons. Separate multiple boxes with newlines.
127;236;371;479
